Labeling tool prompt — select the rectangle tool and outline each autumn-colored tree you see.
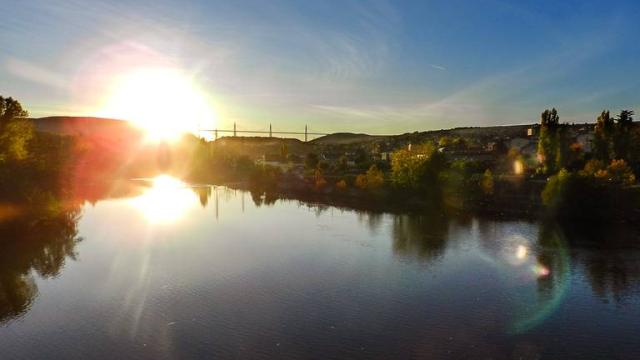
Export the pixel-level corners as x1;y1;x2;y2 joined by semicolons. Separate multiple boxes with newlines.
580;158;635;186
365;164;384;189
604;159;636;186
335;179;347;190
355;174;368;189
314;168;327;189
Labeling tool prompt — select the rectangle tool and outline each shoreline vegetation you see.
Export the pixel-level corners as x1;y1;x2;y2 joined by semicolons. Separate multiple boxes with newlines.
1;95;639;228
181;108;640;225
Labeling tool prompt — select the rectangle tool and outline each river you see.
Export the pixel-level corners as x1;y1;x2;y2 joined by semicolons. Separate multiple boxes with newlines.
1;175;639;359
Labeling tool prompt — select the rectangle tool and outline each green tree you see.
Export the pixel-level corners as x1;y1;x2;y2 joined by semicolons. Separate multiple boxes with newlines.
555;124;570;170
0;96;33;162
354;148;370;168
537;108;560;174
480;169;494;195
391;142;445;192
541;168;571;209
0;96;28;123
613;110;634;160
593;110;614;162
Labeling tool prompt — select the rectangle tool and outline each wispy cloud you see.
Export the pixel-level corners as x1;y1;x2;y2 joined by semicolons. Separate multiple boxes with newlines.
5;57;69;89
2;0;638;131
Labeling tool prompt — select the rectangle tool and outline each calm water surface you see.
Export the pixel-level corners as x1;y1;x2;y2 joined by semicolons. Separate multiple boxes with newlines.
1;176;639;359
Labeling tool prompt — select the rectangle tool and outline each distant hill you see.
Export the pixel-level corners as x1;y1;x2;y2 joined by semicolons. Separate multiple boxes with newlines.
213;136;313;158
31;116;144;139
311;132;388;145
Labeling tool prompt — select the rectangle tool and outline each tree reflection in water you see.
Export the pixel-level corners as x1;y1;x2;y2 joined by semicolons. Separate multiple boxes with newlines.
2;184;640;335
560;223;640;305
0;206;82;324
194;186;211;208
391;212;449;263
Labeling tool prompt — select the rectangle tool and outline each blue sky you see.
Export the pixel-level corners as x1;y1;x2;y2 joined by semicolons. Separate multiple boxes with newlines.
2;0;640;134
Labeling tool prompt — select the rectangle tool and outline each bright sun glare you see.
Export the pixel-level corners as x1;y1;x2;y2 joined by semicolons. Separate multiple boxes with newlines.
100;68;216;141
129;175;198;224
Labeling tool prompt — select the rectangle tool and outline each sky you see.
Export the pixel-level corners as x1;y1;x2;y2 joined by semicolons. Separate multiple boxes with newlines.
2;0;640;135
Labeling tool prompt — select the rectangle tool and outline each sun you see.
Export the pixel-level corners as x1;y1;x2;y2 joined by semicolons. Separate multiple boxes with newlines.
99;67;216;141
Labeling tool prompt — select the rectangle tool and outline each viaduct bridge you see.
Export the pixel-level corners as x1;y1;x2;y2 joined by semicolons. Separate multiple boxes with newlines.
198;123;328;142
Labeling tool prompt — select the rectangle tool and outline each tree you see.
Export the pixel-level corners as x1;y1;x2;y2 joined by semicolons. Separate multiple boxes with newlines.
355;174;368;189
314;168;327;189
613;110;634;160
593;110;614;162
335;179;347;190
606;159;636;186
580;158;636;186
537;108;560;174
480;169;494;195
365;164;384;189
541;169;571;209
354;148;370;168
555;124;570;170
391;142;445;192
0;96;29;124
0;96;33;162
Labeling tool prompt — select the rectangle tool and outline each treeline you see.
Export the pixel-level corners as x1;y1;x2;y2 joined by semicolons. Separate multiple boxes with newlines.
3;93;637;222
537;109;639;221
182;107;639;222
0;95;78;218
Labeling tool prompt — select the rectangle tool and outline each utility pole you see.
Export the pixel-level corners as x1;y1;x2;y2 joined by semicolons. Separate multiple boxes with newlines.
233;122;237;137
269;123;272;138
305;125;308;142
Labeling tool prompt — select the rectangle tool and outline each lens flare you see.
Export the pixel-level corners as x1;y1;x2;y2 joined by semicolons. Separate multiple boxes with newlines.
533;264;550;277
509;229;571;335
516;245;528;260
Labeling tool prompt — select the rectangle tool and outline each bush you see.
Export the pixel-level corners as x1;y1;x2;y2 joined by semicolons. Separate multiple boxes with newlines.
365;164;384;189
580;159;636;186
335;179;347;190
355;174;367;189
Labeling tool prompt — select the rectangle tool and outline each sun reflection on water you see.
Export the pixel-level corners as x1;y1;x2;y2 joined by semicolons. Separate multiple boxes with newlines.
128;175;198;224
